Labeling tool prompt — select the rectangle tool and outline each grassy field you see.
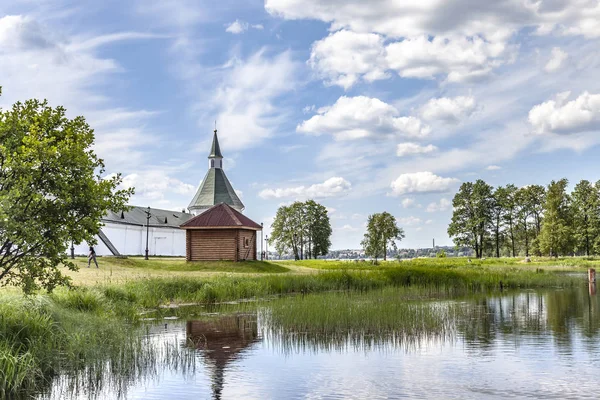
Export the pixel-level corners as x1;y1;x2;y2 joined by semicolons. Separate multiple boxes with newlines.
64;256;292;286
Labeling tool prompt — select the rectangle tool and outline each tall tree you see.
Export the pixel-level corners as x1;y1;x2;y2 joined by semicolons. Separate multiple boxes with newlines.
491;186;509;258
538;179;573;257
515;187;534;257
269;200;332;260
571;180;599;256
0;99;132;292
304;200;332;259
448;180;493;258
361;212;405;262
501;184;518;257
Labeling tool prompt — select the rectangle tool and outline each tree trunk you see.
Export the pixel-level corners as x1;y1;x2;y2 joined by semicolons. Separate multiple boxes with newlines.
510;220;515;257
523;218;529;257
495;216;500;258
383;235;387;261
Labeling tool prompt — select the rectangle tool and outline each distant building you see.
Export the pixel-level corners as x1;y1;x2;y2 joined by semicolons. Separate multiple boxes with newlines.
73;129;246;257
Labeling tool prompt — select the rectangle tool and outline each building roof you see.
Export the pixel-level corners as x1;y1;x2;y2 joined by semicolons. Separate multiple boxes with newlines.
102;206;194;228
209;129;223;158
188;168;244;211
181;203;262;230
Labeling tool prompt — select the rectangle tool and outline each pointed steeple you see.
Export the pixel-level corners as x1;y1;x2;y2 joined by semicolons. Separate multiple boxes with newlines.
209;129;223;159
188;127;244;215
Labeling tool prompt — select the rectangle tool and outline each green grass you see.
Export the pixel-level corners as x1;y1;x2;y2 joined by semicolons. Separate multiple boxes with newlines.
88;257;290;273
282;256;598;270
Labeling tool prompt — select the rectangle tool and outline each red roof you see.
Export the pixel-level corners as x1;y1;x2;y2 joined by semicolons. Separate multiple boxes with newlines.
180;203;262;230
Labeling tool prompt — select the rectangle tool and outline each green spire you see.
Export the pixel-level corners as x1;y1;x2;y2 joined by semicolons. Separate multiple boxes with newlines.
209;129;223;158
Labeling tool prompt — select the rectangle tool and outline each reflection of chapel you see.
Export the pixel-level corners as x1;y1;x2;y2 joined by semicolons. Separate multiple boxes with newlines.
73;129;260;257
186;315;260;400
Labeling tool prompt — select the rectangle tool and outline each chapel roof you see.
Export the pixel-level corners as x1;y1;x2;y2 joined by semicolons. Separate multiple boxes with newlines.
180;203;262;230
188;164;244;211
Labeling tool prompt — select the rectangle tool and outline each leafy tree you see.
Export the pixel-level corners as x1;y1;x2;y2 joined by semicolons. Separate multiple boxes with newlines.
0;99;132;292
361;212;405;262
538;179;573;257
448;180;493;258
491;186;509;258
269;200;332;260
571;180;599;256
304;200;332;258
515;187;534;257
501;184;518;257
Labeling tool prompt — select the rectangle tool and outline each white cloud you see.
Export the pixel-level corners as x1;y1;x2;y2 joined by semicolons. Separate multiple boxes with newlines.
426;198;452;213
117;171;195;202
308;30;389;89
211;49;299;150
386;35;512;82
544;47;568;72
0;15;163;172
396;143;438;157
265;0;600;40
420;96;478;123
390;172;459;196
225;20;264;34
259;177;352;200
297;96;430;140
528;91;600;135
425;219;434;225
398;216;422;226
401;198;416;208
340;224;359;232
486;165;502;170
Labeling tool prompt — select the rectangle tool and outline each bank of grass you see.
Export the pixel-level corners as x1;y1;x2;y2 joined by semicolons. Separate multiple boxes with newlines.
94;257;290;273
0;289;150;398
283;256;598;271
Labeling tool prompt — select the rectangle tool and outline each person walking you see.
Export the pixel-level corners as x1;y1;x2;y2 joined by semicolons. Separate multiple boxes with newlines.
88;246;99;268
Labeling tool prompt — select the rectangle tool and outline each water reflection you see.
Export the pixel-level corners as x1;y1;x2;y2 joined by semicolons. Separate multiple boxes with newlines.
186;315;259;400
36;286;600;399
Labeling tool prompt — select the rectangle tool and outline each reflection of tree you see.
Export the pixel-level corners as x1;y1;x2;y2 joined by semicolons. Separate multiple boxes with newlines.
186;314;259;400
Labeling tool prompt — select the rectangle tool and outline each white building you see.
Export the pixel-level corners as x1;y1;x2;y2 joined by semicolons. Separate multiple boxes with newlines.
73;129;245;256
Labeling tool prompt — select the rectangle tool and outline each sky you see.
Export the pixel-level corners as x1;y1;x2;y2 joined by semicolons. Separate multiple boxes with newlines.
1;0;600;250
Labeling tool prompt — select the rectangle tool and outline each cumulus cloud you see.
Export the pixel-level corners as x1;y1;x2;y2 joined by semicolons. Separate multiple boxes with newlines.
528;91;600;135
259;177;352;200
420;96;478;123
486;165;502;170
544;47;568;72
426;198;452;212
265;0;600;40
390;172;459;196
396;143;438;157
308;30;389;89
385;35;512;82
117;171;195;202
401;198;416;208
297;96;430;140
225;19;264;34
398;216;422;226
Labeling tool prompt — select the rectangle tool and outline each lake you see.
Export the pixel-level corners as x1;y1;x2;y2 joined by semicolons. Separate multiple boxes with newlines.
40;285;599;399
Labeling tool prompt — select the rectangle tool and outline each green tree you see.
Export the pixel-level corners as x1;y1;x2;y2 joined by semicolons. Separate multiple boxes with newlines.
501;184;518;257
515;187;534;257
269;200;332;260
361;212;405;262
571;179;599;256
538;179;573;257
304;200;332;258
0;99;132;292
491;186;509;258
448;180;493;258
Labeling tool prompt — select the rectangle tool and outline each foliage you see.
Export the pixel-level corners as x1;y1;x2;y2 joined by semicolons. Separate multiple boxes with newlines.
269;200;332;260
571;180;600;256
437;249;447;258
538;179;574;256
361;212;405;261
447;180;493;258
0;99;132;292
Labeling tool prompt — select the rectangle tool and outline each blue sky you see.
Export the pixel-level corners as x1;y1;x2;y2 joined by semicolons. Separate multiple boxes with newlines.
2;0;600;249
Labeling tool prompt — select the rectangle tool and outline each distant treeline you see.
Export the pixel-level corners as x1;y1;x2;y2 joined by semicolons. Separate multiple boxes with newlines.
448;178;600;258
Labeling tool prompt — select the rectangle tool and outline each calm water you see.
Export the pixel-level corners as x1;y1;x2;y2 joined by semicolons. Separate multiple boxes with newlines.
42;286;600;399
